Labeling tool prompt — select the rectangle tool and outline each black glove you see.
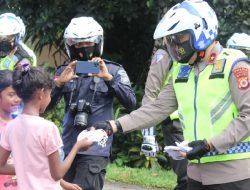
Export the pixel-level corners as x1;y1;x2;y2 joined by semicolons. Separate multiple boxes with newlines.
92;121;113;136
186;139;210;160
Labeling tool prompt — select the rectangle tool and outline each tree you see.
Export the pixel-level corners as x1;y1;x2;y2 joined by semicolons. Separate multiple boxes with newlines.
1;0;249;84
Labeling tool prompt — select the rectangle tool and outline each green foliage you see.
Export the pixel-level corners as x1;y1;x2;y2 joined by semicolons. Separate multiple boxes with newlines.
211;0;250;45
106;163;176;189
1;0;249;82
42;99;64;134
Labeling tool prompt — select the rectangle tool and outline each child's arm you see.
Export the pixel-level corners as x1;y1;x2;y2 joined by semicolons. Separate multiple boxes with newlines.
60;179;82;190
0;146;15;175
48;138;92;181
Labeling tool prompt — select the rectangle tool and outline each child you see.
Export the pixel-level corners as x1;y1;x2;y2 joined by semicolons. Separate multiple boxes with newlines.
0;66;93;190
0;70;21;190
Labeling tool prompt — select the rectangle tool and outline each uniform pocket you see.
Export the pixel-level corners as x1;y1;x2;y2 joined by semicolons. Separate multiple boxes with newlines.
84;163;106;190
89;163;102;174
89;80;109;105
89;80;108;93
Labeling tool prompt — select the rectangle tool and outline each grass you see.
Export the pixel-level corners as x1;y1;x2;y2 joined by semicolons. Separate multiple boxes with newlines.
106;163;176;189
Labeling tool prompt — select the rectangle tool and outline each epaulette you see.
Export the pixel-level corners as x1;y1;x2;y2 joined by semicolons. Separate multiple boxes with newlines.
103;59;122;67
56;60;70;70
158;45;168;52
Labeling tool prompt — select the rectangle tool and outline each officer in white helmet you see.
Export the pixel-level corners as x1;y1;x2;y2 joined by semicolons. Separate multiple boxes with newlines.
92;0;250;189
227;33;250;58
47;17;136;190
0;12;36;70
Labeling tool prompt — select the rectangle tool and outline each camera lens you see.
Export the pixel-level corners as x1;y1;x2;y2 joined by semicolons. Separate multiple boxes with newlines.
74;112;88;129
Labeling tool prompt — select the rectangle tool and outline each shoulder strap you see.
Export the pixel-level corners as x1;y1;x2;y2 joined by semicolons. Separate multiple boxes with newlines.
103;59;121;67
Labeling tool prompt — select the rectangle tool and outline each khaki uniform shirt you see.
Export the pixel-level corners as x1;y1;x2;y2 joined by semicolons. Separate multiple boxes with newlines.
118;42;250;185
142;49;172;104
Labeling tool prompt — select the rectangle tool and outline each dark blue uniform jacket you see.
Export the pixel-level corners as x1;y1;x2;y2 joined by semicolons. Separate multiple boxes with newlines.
47;60;136;156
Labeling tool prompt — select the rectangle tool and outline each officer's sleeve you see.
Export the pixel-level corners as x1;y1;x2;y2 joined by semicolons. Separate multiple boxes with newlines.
106;67;136;110
210;59;250;153
118;77;178;132
46;67;65;111
142;49;172;105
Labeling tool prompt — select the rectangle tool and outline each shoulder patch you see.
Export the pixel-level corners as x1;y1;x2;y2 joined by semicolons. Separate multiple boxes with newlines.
152;51;164;64
117;69;131;86
233;67;249;90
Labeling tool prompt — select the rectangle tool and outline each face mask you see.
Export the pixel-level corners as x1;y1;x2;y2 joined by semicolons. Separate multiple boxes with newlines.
166;33;195;64
69;46;96;61
0;41;14;58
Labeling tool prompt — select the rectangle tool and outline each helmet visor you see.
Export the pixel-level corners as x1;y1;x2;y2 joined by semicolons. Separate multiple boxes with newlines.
65;35;101;46
164;31;195;63
0;34;15;42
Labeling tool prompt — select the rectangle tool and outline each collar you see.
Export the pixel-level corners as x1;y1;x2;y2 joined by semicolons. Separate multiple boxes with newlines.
207;41;223;64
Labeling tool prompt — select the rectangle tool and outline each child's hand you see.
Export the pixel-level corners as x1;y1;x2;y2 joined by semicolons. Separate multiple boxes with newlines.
76;137;93;151
60;179;82;190
77;129;108;149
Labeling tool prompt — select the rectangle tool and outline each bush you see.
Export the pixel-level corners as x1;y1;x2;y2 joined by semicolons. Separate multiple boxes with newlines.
2;0;249;84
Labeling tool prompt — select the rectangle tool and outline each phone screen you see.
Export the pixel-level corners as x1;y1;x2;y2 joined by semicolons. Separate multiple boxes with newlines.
75;61;100;74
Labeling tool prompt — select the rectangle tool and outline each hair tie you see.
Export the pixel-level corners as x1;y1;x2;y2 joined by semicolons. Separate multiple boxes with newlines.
16;62;30;75
20;63;30;73
15;79;22;85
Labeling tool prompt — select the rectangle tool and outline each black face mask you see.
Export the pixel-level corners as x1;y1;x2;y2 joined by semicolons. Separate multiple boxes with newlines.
0;41;15;58
69;46;97;61
177;43;195;63
166;39;195;64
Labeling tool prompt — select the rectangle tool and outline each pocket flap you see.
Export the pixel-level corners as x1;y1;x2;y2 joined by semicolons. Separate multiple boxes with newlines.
88;163;102;174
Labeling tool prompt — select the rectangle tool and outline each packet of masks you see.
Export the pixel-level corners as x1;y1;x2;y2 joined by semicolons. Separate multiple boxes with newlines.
163;141;192;160
77;129;108;148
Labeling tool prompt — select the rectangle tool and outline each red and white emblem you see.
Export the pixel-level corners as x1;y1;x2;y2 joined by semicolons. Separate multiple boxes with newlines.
233;67;249;90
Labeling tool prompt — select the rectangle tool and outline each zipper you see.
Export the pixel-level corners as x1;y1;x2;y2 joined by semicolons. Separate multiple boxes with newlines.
194;75;199;141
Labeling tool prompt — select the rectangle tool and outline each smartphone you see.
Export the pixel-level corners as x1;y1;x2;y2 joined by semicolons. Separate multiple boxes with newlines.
75;61;100;74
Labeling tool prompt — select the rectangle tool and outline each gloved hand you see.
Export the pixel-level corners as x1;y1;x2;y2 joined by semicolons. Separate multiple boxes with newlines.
91;121;113;136
141;135;159;157
186;139;210;160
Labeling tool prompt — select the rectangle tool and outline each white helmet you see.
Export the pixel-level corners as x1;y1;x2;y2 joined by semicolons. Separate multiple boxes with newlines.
227;33;250;51
0;12;25;42
153;0;218;62
64;17;103;60
0;13;25;57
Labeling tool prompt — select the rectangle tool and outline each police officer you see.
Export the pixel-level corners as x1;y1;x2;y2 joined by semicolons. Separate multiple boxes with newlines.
140;45;187;190
93;1;250;189
47;17;136;190
0;12;37;70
